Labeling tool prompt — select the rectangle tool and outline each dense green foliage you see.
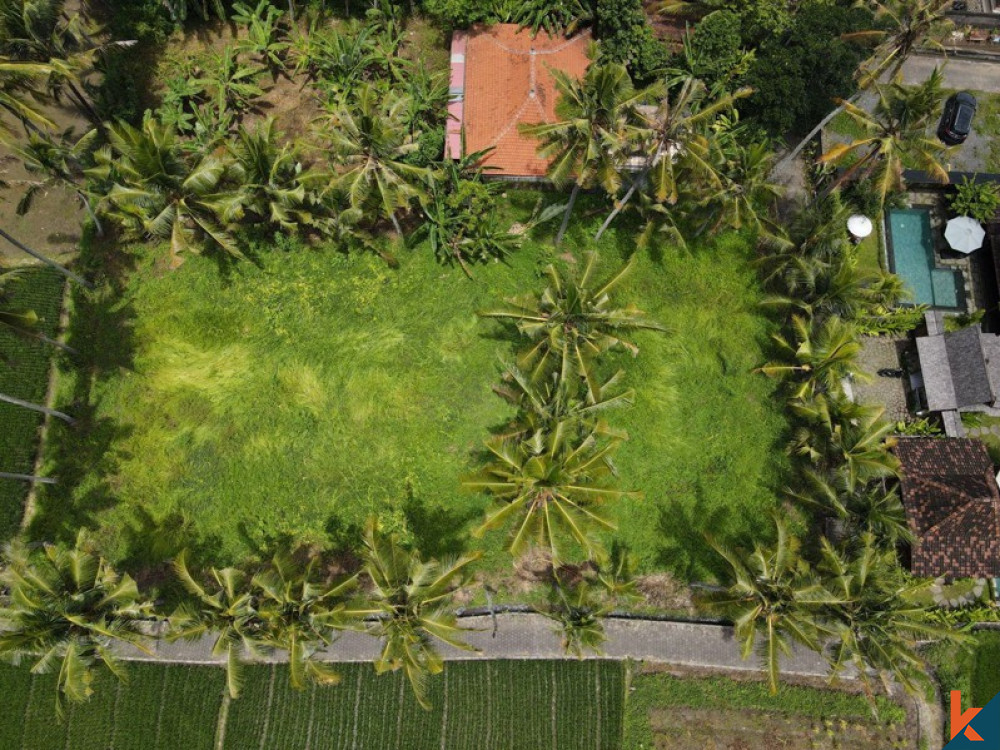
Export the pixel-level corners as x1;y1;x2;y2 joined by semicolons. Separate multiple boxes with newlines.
742;1;875;135
594;0;669;83
0;660;625;749
949;176;1000;223
0;267;63;539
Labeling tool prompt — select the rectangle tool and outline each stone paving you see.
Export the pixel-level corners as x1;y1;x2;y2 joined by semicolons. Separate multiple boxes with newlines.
854;336;911;422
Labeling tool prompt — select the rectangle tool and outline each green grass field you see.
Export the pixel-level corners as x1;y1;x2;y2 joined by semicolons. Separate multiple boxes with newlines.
924;629;1000;741
0;660;625;750
29;196;788;582
623;671;909;749
0;266;64;540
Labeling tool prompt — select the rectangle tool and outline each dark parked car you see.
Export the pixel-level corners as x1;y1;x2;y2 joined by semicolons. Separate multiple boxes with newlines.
938;92;977;145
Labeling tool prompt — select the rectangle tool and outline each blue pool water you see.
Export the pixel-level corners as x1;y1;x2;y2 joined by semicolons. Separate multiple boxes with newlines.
886;208;962;308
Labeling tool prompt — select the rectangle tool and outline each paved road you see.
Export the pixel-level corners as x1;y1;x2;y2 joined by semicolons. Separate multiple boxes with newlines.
903;54;1000;92
121;614;840;679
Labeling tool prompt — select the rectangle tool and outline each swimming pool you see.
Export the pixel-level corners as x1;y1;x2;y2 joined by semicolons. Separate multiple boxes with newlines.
886;208;963;309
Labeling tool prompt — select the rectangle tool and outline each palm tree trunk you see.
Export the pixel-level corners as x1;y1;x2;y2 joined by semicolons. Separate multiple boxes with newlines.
594;168;646;242
774;92;863;175
389;211;402;236
0;227;93;289
0;392;75;425
64;80;102;128
555;183;580;247
77;190;104;237
288;0;296;21
33;332;77;355
0;471;57;484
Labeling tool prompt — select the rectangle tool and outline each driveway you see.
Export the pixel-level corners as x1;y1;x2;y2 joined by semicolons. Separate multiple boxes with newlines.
902;54;1000;93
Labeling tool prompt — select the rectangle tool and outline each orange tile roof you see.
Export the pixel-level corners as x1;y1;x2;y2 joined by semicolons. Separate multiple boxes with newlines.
457;24;591;178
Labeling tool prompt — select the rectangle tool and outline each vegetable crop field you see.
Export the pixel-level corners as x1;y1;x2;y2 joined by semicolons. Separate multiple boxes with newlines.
0;267;64;540
0;660;625;750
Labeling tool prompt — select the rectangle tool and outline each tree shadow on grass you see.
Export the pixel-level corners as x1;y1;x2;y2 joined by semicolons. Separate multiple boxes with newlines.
402;491;481;559
26;259;138;546
654;489;748;585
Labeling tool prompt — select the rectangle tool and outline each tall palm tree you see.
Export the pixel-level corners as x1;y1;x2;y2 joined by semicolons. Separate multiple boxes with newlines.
0;531;156;716
520;62;649;246
695;515;835;692
817;535;962;696
464;424;633;564
0;58;55;133
228;118;322;233
252;553;367;691
4;127;102;233
702;137;782;237
594;77;752;240
324;84;430;235
361;517;479;710
478;252;666;401
168;551;265;698
89;118;243;268
780;0;951;168
818;67;950;209
789;397;899;493
758;315;863;400
787;468;913;549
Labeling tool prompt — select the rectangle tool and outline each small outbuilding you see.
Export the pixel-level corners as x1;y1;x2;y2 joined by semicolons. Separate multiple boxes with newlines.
895;437;1000;579
446;23;591;178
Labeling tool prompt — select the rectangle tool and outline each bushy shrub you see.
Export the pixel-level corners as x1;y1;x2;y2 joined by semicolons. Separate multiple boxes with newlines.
685;10;749;87
421;0;494;28
595;0;670;84
949;176;1000;223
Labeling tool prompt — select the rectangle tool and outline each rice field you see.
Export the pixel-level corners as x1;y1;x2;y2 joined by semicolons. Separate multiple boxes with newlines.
0;660;625;750
0;266;64;540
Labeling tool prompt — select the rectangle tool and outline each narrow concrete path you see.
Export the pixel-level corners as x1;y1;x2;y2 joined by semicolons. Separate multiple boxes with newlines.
122;614;839;679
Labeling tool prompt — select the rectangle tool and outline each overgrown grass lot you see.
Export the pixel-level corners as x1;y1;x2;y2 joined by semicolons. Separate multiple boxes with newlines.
30;198;787;584
623;670;910;749
0;267;64;539
0;660;625;750
925;629;1000;725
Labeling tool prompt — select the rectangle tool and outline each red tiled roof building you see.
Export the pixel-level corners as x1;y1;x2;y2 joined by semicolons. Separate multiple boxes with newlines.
446;24;591;178
895;437;1000;579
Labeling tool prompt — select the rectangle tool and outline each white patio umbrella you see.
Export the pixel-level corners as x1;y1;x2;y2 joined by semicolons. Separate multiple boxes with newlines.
847;214;873;239
944;216;986;254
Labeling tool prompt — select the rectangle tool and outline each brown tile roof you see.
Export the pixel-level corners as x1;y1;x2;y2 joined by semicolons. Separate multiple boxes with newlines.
895;437;1000;579
458;24;591;177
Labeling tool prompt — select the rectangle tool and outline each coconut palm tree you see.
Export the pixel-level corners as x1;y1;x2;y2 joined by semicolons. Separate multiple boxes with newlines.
323;83;431;235
478;252;666;401
817;535;962;695
0;531;156;716
702;137;782;237
360;517;479;710
520;62;649;246
492;360;634;440
787;468;913;549
4;127;101;233
695;515;835;692
465;423;634;564
0;58;55;133
252;553;367;691
758;315;863;400
89;118;243;268
167;551;265;698
228;118;322;234
789;397;899;493
780;0;951;168
594;77;752;240
818;67;950;209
